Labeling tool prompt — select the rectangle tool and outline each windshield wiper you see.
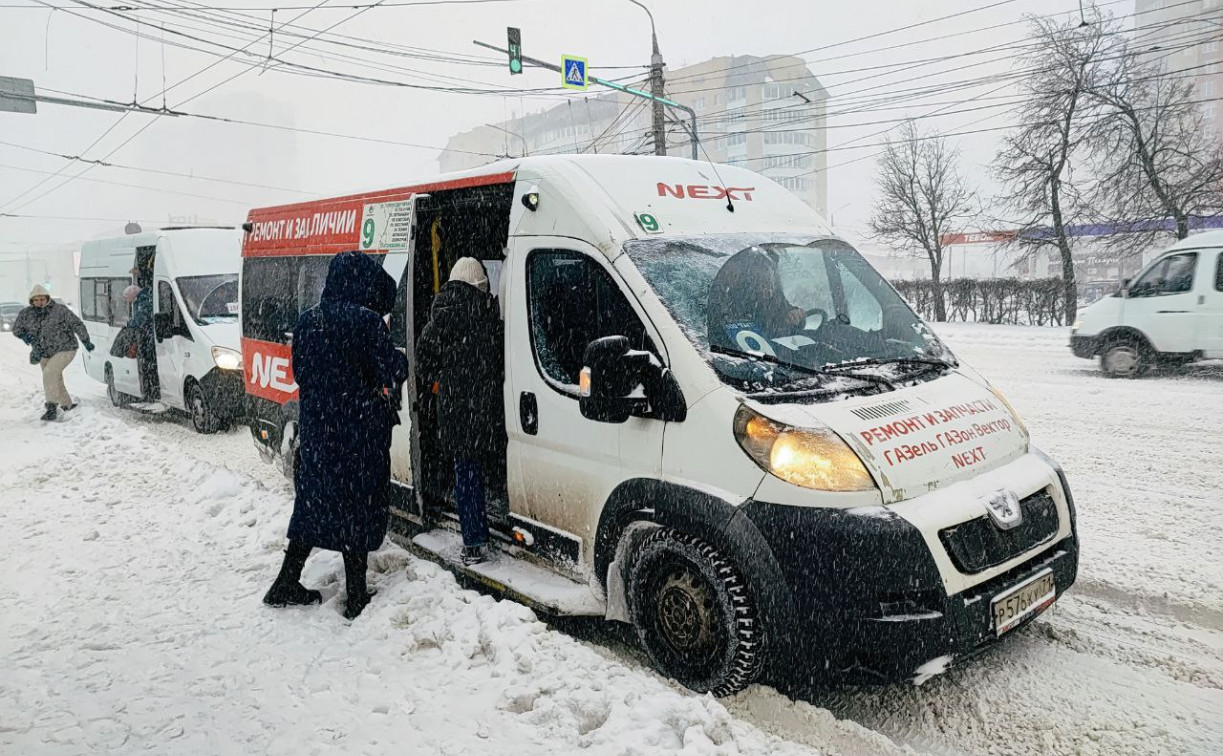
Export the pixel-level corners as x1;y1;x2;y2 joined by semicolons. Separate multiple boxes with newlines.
822;355;954;382
827;355;955;370
709;344;895;390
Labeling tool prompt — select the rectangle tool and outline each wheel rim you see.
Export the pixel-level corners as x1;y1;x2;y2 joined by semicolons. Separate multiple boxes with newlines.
650;560;723;663
1106;346;1139;375
190;387;208;429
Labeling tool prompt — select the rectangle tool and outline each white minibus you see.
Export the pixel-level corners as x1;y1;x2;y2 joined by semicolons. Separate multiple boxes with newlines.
80;227;245;432
242;156;1078;693
1072;230;1223;377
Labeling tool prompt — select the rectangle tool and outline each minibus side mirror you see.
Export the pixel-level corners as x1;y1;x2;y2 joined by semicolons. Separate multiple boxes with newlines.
579;336;686;424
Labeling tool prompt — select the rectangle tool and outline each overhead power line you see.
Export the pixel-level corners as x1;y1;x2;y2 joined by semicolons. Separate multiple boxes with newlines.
1;0;340;213
0;0;554;9
0;138;315;195
0;162;257;204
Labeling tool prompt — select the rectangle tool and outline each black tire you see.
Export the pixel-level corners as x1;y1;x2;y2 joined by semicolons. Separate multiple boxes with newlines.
186;381;220;434
627;528;765;696
105;364;131;408
1100;340;1149;379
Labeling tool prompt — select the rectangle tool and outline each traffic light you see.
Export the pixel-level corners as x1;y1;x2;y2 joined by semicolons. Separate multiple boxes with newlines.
507;27;523;75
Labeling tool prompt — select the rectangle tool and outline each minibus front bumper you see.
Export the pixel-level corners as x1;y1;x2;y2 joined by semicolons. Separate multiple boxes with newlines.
736;475;1079;685
1070;334;1099;359
201;367;245;421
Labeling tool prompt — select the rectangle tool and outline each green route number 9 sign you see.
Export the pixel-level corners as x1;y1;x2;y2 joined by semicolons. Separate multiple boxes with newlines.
361;217;376;249
635;212;662;233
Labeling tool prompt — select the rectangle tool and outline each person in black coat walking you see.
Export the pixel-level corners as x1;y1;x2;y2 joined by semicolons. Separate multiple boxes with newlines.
263;251;409;619
417;257;505;565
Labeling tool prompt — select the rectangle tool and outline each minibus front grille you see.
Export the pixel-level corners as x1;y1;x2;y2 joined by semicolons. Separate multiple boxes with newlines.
939;491;1060;574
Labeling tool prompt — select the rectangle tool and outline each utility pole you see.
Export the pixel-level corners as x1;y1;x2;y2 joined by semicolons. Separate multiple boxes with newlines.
629;1;667;156
473;40;697;159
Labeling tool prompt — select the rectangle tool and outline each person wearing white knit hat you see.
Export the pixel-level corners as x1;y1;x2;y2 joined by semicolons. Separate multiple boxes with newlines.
417;257;505;565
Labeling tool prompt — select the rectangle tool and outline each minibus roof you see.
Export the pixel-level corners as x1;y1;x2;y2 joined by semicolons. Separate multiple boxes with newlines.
1161;229;1223;253
80;227;240;278
241;155;834;260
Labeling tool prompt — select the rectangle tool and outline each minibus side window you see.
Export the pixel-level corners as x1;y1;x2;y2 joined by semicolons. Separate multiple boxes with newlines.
108;277;131;326
158;281;187;337
80;278;99;321
242;257;299;343
297;257;332;316
1129;253;1197;297
526;249;654;392
1215;252;1223;292
90;279;111;324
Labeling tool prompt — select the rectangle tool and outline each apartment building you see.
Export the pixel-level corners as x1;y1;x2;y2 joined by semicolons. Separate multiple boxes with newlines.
439;54;829;216
1135;0;1223;136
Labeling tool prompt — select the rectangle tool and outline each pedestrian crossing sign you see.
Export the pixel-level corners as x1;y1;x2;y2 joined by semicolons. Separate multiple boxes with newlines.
561;55;588;90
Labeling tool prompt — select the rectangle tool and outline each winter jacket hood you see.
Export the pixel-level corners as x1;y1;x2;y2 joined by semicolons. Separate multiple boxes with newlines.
12;296;89;357
322;250;396;316
28;284;50;304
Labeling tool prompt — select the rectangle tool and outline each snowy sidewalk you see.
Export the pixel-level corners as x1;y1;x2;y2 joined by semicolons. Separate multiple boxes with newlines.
0;340;901;755
2;326;1222;755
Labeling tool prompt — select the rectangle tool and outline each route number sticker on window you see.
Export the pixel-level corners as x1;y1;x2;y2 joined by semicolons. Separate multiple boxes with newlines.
635;212;662;233
359;200;413;251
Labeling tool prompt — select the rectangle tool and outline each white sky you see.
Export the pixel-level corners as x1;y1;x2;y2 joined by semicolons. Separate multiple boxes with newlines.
0;0;1135;252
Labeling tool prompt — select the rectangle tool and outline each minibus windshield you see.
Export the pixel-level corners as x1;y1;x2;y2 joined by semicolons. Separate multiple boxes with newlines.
177;275;239;325
624;234;954;394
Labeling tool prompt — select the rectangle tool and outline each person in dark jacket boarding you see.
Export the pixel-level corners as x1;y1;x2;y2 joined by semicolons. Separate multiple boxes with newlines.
263;251;408;620
417;257;506;566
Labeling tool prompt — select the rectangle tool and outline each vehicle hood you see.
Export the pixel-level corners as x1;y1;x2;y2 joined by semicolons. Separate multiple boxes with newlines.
1077;294;1123;336
752;371;1029;503
197;321;241;351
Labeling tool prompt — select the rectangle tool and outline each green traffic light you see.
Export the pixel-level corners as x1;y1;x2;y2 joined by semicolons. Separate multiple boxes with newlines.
510;59;522;74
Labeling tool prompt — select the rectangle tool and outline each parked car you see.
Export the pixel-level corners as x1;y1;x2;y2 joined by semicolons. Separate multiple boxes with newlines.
1072;231;1223;377
0;301;23;332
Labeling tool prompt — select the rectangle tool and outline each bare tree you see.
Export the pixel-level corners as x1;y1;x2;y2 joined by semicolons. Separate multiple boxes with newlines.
870;121;975;322
1087;38;1223;250
993;12;1119;324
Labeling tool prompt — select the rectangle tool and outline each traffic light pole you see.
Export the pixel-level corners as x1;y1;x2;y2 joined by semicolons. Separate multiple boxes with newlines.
474;39;697;160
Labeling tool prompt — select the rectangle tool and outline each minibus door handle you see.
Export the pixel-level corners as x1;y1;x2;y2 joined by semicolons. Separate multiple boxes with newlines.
519;391;538;436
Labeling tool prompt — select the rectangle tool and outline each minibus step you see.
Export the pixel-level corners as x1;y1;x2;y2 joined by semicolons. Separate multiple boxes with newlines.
403;530;604;617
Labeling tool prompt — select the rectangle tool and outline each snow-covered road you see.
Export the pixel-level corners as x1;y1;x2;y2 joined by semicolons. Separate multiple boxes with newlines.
1;324;1220;755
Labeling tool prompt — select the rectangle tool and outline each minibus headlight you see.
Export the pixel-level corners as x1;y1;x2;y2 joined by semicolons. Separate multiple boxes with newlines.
733;405;876;492
212;346;242;371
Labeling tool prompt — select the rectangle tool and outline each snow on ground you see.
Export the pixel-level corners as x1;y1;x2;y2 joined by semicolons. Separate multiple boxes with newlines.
0;337;905;755
1;324;1221;755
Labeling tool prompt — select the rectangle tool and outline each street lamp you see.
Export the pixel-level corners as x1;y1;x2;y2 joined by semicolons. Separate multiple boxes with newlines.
627;0;667;156
486;123;529;157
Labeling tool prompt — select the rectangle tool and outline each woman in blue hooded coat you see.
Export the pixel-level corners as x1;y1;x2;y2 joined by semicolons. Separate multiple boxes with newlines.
263;251;408;619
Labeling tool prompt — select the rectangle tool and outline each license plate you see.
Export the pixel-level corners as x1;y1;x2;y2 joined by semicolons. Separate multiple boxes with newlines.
992;569;1056;636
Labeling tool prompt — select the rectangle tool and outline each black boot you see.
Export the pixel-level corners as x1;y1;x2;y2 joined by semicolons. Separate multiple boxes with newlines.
342;551;376;620
263;541;322;607
61;403;77;412
40;403;58;422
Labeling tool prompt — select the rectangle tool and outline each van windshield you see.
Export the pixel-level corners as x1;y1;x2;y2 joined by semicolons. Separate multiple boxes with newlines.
624;234;954;395
177;275;239;325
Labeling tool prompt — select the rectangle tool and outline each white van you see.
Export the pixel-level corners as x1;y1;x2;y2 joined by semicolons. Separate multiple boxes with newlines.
80;227;245;432
242;156;1078;692
1072;231;1223;377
